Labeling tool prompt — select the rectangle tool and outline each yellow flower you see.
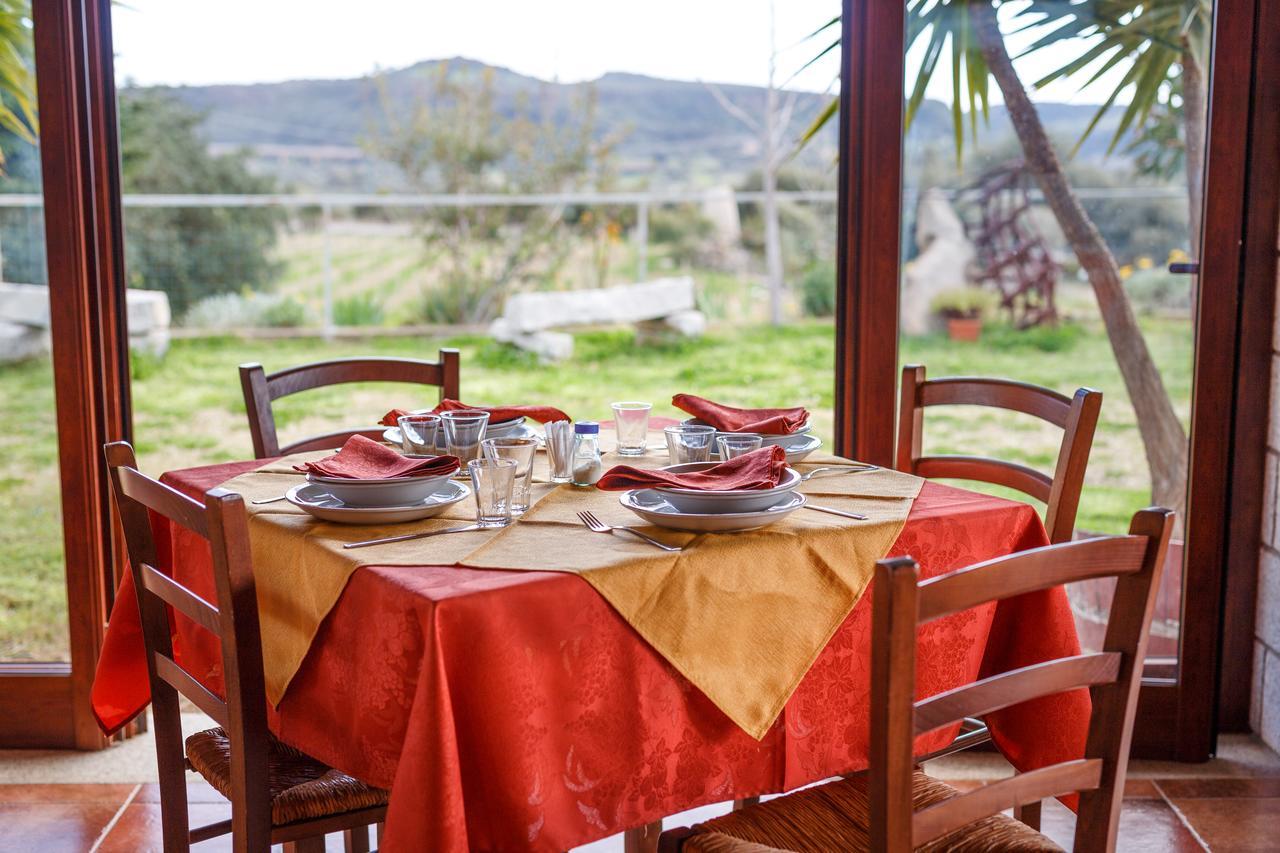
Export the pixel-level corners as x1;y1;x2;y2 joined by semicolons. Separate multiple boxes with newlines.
1119;265;1134;279
1168;248;1189;263
1136;256;1154;270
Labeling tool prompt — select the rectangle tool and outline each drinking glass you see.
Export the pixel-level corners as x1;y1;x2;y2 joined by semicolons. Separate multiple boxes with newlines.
482;437;538;514
468;458;517;527
717;433;763;460
664;424;716;465
610;401;652;456
397;414;441;457
441;410;490;472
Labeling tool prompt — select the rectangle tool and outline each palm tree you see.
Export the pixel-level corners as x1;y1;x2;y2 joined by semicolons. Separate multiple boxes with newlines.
804;0;1192;521
0;0;37;171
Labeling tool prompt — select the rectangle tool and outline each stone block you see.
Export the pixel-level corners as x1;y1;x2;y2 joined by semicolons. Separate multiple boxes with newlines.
0;282;52;328
1253;640;1266;736
0;319;47;362
1263;647;1280;750
499;277;696;334
1257;548;1280;652
1266;452;1280;551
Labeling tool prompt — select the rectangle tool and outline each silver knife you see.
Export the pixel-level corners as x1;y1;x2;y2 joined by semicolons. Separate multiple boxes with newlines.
343;524;483;549
805;504;869;521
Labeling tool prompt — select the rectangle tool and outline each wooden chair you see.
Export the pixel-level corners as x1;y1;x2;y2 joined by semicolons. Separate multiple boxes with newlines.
660;506;1174;853
104;441;388;852
239;349;461;458
897;364;1102;544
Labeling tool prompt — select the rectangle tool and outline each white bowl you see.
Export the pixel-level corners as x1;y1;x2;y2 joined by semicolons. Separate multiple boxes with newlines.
305;470;457;508
653;463;801;514
288;481;469;525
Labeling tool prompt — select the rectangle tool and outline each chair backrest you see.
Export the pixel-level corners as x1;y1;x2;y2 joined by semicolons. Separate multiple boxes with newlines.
896;363;1102;543
869;506;1174;853
239;349;461;458
104;441;272;846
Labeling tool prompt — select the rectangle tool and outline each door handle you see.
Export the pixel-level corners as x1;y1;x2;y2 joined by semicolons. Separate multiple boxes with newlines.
1169;262;1200;274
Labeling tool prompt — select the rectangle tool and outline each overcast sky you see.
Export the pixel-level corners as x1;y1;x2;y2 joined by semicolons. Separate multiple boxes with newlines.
110;0;1123;105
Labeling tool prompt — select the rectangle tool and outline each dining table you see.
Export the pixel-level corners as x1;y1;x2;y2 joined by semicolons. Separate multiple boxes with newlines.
92;422;1091;852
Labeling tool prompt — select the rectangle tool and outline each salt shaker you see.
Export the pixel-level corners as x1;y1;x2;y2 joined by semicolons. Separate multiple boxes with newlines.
571;421;603;486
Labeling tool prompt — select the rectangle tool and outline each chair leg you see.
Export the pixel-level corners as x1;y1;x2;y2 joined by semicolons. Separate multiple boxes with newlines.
1014;800;1042;831
732;797;760;811
345;826;371;853
624;819;663;853
284;837;327;853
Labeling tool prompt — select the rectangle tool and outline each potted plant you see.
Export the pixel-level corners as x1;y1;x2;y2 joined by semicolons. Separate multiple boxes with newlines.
930;288;996;342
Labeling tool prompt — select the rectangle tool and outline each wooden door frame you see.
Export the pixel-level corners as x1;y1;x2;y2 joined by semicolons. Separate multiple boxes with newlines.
835;0;1278;760
0;0;131;749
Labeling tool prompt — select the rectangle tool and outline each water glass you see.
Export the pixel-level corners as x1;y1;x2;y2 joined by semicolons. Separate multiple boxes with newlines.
468;458;517;527
717;433;763;460
664;424;716;465
397;414;441;457
441;410;491;471
610;401;652;456
482;437;538;514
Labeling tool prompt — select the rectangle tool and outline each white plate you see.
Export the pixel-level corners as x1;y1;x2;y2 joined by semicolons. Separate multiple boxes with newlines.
620;489;807;532
382;416;533;449
286;481;470;525
654;463;802;514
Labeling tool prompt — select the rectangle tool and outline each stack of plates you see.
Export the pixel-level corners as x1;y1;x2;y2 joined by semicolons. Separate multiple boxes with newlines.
619;462;807;533
288;471;469;525
382;415;537;450
681;418;822;463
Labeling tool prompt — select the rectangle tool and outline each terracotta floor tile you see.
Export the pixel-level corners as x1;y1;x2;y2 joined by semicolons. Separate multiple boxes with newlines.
1038;797;1206;852
0;802;121;852
1124;778;1162;798
98;801;233;853
1169;797;1280;851
1156;776;1280;799
0;782;135;804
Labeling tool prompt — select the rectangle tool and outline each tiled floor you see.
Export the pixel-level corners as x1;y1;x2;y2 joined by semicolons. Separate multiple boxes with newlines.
3;734;1280;851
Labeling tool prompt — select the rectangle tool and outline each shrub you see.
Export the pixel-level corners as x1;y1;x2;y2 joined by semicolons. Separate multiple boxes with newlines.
333;293;385;327
799;261;836;317
981;321;1083;353
929;287;998;320
181;292;313;330
1123;268;1193;315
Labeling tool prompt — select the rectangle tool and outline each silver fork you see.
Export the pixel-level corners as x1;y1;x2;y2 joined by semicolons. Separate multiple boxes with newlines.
798;464;880;482
576;510;681;552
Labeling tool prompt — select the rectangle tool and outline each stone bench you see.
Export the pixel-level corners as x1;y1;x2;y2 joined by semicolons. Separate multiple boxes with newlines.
0;282;171;363
489;277;705;361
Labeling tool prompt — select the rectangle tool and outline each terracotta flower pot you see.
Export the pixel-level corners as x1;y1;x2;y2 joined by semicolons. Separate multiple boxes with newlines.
946;316;982;342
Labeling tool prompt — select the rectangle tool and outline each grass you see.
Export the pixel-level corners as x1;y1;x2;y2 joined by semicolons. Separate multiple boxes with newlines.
0;311;1193;661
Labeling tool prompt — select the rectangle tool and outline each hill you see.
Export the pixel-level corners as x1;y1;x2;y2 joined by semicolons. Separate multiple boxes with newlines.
127;57;1131;191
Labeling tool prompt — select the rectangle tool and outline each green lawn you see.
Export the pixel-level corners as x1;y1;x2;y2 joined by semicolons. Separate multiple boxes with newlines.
0;314;1192;661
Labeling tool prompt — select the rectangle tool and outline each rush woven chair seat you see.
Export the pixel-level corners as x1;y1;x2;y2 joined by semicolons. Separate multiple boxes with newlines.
662;507;1174;853
897;364;1102;544
676;771;1060;852
104;441;387;852
240;349;460;458
185;727;388;827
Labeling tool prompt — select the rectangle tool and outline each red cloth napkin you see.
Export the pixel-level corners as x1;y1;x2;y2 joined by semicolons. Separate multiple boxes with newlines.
295;435;460;479
596;445;788;492
380;400;572;426
672;394;809;435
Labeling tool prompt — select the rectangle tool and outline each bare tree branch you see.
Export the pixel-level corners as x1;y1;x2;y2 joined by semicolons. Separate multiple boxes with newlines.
702;80;762;134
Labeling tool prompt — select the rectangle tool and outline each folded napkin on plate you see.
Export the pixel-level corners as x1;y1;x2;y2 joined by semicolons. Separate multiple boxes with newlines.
379;400;572;427
294;435;460;480
672;394;809;435
596;445;788;492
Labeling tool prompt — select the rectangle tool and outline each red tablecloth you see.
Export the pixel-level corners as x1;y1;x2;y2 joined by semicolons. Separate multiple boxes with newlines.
93;461;1088;852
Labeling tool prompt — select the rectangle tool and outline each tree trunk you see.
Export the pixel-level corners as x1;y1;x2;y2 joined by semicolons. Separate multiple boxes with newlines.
972;1;1188;522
